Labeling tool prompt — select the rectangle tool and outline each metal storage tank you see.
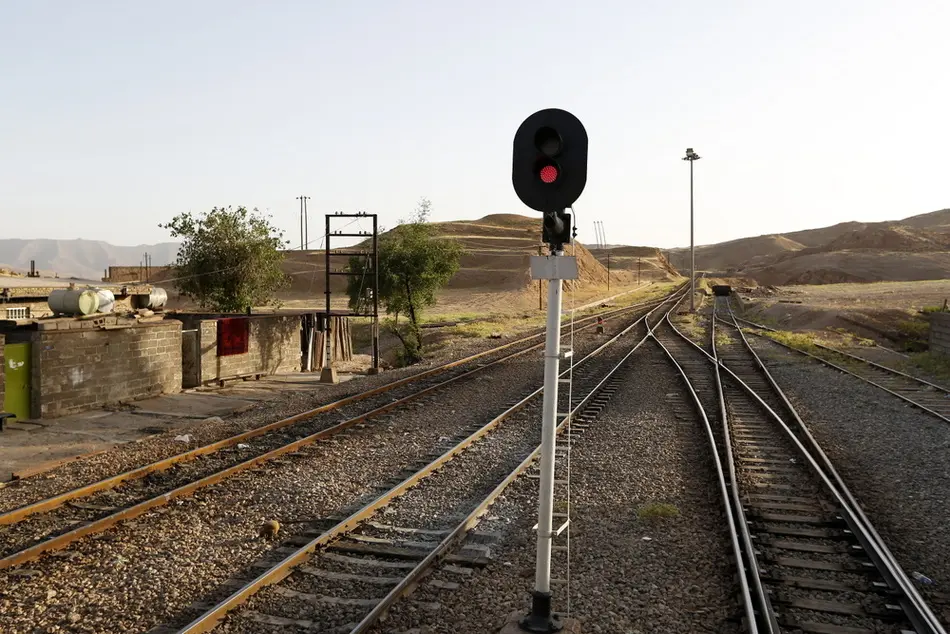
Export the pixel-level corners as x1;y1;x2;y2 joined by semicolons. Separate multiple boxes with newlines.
94;288;116;313
131;287;168;310
48;289;100;316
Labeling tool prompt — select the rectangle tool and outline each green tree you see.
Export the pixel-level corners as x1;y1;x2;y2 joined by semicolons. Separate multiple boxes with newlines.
161;206;289;312
347;198;462;364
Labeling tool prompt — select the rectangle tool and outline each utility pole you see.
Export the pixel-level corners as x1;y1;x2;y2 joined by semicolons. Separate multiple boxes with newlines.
637;256;641;285
297;195;310;249
682;148;701;311
594;220;609;292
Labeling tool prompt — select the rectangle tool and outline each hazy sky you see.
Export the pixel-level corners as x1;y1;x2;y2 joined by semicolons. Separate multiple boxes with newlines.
2;1;948;250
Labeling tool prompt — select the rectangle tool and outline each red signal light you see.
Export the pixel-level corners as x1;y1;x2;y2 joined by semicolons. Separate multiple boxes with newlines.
539;165;558;183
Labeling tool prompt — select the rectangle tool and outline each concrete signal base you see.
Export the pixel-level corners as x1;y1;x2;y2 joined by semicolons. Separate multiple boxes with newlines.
497;611;582;634
366;367;381;376
319;367;339;384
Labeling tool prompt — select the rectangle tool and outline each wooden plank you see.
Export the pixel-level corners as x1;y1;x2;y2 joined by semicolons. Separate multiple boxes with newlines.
427;579;459;590
327;541;428;560
298;567;402;585
272;586;381;607
758;525;843;539
788;622;872;634
775;595;867;617
240;611;314;628
347;533;438;550
67;501;121;512
766;574;868;593
753;512;830;524
322;552;417;569
365;521;451;537
765;539;840;554
444;553;490;567
770;556;871;573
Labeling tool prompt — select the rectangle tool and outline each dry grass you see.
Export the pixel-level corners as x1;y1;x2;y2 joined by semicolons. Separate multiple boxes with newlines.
903;352;950;382
637;502;680;520
714;329;734;347
673;312;706;343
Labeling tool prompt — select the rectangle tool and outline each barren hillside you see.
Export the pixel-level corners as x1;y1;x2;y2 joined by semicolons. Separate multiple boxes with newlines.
737;220;950;284
277;214;676;314
669;207;950;285
589;246;679;281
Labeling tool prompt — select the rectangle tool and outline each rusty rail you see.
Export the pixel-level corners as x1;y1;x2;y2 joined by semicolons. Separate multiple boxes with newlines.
0;294;678;570
174;290;683;634
0;295;665;529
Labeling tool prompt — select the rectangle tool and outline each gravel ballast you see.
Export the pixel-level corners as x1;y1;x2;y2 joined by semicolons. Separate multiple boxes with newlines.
747;335;950;626
371;343;739;633
0;305;646;513
0;317;646;633
0;336;518;512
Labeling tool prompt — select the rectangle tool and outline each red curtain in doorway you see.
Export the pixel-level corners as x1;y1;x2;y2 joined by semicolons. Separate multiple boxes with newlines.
217;318;249;356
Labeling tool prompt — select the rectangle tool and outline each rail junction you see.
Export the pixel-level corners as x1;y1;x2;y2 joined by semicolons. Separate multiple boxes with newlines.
2;284;948;633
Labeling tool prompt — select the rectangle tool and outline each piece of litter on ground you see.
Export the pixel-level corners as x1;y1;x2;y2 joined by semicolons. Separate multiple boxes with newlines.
642;536;653;541
174;434;192;443
237;443;250;449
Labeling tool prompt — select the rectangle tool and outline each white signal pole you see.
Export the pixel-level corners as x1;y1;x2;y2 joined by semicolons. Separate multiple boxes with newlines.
520;226;578;633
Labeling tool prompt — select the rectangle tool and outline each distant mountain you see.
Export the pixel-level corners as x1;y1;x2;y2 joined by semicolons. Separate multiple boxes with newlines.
0;239;179;280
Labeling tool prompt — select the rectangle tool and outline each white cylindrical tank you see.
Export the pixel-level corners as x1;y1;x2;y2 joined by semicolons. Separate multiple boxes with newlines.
94;289;116;313
48;289;100;316
131;287;168;310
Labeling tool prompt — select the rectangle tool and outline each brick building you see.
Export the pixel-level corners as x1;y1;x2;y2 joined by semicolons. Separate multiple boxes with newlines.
2;311;353;421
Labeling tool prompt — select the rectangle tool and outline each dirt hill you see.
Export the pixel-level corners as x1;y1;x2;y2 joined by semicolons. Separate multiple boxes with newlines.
589;246;678;281
276;214;676;314
669;207;950;285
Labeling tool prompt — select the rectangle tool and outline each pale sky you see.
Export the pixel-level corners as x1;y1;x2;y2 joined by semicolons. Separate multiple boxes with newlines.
1;1;948;250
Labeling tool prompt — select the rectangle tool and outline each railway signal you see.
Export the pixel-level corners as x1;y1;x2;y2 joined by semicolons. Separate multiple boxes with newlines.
506;108;587;634
512;108;588;251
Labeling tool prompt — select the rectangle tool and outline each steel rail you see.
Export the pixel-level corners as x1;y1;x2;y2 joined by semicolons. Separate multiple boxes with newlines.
731;312;950;424
0;294;670;531
347;291;676;633
0;296;676;570
707;305;781;633
718;303;947;634
175;291;687;634
649;297;760;633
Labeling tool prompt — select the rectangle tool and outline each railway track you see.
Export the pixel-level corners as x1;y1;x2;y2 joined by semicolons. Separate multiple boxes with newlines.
654;296;945;633
731;309;950;424
153;290;682;633
0;294;676;571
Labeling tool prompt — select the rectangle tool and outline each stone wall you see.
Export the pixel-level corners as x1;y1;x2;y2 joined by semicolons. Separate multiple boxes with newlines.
929;313;950;356
31;322;182;418
104;265;176;284
190;315;301;384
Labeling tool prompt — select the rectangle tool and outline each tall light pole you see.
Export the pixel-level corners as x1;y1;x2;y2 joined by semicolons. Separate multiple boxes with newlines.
682;148;701;311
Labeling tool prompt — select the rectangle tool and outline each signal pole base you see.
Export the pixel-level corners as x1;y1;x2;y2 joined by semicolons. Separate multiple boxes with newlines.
319;367;339;384
497;607;581;634
366;367;380;376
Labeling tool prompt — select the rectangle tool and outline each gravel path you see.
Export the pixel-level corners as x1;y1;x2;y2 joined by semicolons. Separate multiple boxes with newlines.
747;335;950;627
0;318;644;634
371;343;739;633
